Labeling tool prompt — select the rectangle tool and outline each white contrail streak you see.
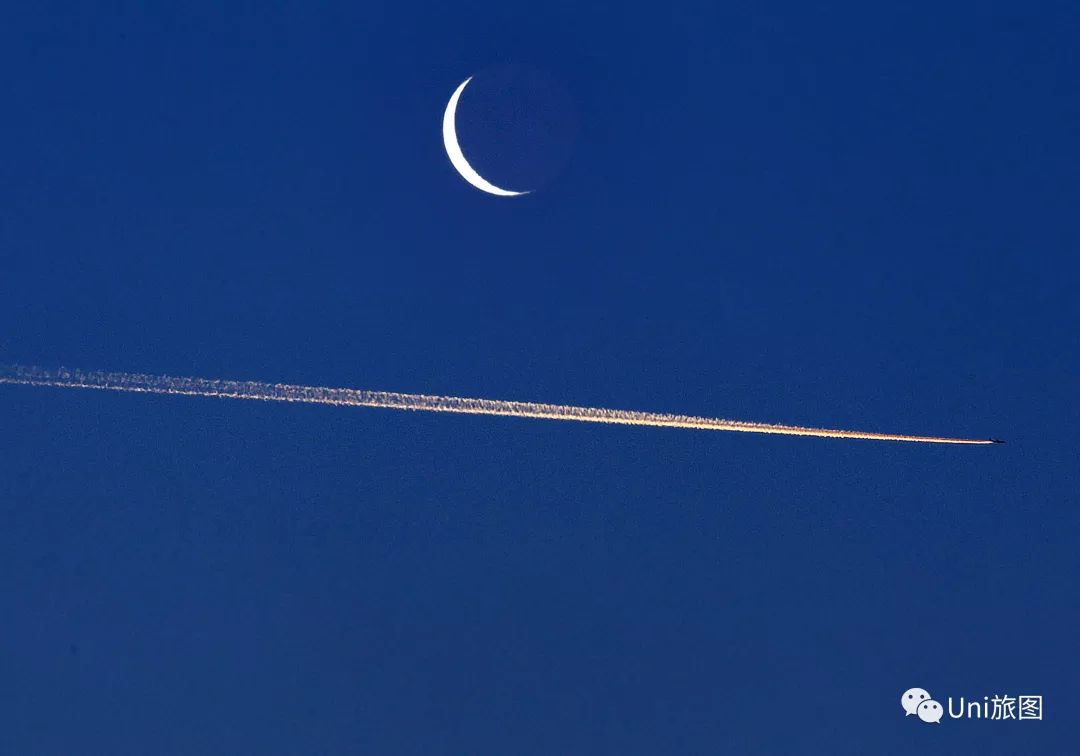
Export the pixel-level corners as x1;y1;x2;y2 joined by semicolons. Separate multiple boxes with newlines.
0;365;1000;445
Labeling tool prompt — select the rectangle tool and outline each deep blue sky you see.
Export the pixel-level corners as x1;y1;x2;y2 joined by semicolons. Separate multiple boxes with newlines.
2;2;1078;753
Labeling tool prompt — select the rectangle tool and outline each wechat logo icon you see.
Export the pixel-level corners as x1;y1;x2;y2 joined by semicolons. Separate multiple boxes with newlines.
902;688;943;724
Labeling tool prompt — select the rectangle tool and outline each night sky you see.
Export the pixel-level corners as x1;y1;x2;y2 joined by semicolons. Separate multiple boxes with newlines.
1;2;1078;753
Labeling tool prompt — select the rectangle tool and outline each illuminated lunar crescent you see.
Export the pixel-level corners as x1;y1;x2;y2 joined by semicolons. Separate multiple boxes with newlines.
442;77;529;197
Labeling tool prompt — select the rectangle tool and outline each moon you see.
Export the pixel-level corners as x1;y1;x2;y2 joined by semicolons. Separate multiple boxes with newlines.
442;77;530;197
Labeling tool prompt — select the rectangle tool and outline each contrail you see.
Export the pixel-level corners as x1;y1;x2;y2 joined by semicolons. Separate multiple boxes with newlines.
0;365;1000;445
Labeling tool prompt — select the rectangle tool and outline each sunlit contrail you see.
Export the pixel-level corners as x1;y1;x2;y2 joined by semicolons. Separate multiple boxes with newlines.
0;365;1000;445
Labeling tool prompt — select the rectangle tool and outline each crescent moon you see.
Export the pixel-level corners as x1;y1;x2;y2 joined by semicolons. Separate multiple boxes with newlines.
442;77;529;197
